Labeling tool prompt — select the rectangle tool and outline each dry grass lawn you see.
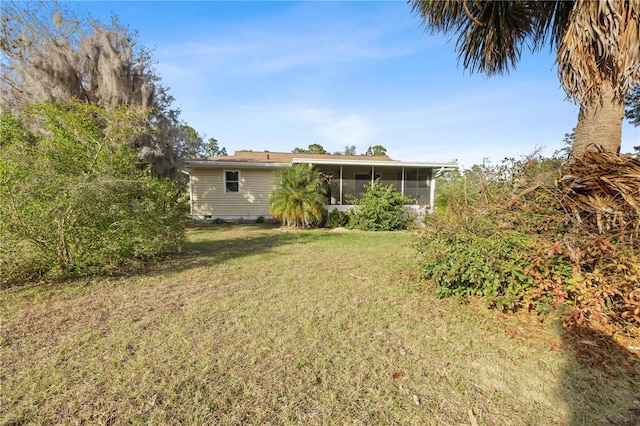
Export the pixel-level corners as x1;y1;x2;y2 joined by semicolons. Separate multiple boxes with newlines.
2;224;639;425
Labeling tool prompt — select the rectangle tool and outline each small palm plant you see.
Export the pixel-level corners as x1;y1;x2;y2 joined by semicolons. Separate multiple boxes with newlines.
269;164;328;228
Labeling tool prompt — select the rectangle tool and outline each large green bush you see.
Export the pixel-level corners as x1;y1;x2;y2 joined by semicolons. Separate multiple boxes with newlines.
417;211;572;310
416;156;572;309
349;181;410;231
0;101;189;285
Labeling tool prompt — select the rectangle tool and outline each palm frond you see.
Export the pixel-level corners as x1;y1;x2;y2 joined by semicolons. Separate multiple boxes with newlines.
411;0;538;75
557;0;640;106
459;1;536;74
269;164;327;227
410;0;465;33
530;1;574;51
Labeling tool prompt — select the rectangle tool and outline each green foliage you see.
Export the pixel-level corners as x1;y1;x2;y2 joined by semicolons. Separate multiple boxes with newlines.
417;155;572;309
435;154;564;226
553;128;575;159
349;180;410;231
292;143;326;154
625;83;639;127
269;164;328;228
333;145;357;155
417;212;572;310
203;137;227;157
328;209;349;228
0;101;189;285
343;145;357;155
175;129;226;159
1;1;185;177
174;124;203;159
425;151;640;336
364;145;387;156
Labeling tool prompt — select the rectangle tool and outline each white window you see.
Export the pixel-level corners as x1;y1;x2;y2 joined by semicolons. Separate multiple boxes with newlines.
224;170;240;193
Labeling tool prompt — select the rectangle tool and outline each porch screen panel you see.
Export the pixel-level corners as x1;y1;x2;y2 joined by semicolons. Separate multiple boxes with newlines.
379;170;400;192
404;169;431;204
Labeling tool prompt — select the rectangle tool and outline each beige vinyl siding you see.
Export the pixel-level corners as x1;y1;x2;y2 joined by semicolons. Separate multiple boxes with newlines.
191;167;276;217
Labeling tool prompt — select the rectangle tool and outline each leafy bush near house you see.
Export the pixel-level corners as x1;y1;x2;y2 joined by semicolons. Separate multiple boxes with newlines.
329;209;349;228
0;102;189;285
349;181;411;231
269;164;327;228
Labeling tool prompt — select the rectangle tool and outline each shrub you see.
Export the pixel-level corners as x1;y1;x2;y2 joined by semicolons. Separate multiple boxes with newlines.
307;209;328;228
418;152;640;338
0;102;189;285
349;180;410;231
523;241;640;340
329;209;349;228
416;155;571;309
417;211;572;310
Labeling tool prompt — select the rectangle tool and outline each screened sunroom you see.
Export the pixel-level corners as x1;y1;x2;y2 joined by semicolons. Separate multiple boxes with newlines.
291;158;457;212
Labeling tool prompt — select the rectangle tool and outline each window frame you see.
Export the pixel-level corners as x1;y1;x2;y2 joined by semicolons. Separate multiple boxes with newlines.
224;170;241;194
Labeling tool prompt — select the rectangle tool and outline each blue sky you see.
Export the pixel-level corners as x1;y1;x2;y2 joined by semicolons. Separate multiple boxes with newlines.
65;1;638;168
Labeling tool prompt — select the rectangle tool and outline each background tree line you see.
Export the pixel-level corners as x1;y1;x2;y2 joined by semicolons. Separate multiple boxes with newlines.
292;143;388;156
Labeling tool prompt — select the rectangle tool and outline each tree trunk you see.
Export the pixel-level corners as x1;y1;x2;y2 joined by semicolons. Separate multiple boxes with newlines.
571;81;625;158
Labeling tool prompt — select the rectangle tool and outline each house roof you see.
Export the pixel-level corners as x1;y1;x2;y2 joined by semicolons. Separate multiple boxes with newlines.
184;150;458;170
210;150;393;163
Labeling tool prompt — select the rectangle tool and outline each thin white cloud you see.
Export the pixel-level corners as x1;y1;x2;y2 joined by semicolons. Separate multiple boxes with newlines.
153;4;422;79
322;114;377;146
159;35;410;77
283;107;376;146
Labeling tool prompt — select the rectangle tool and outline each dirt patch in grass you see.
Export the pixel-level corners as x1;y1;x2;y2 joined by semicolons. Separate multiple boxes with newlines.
2;225;638;424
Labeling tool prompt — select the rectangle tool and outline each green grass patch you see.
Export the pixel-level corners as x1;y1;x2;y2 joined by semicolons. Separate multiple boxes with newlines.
2;224;638;424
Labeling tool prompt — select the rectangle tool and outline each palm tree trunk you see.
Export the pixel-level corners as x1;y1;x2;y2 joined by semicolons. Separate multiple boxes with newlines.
571;81;625;158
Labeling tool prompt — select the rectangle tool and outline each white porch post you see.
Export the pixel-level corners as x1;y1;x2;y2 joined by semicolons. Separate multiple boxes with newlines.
371;166;375;186
429;169;436;213
340;165;343;205
401;167;405;197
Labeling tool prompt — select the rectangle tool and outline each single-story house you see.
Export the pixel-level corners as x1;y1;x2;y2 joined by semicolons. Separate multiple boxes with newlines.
184;150;458;221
